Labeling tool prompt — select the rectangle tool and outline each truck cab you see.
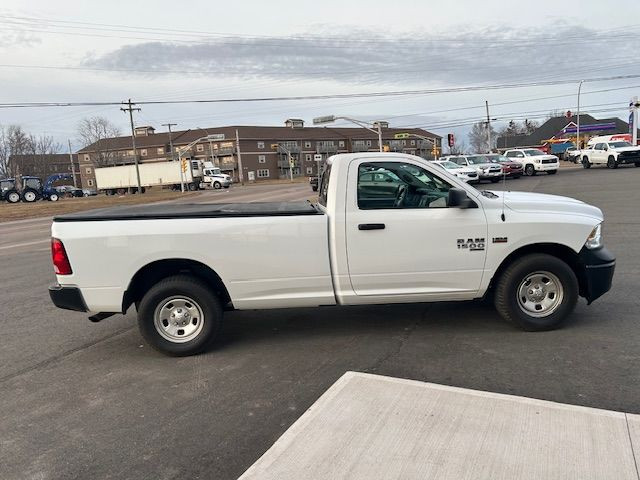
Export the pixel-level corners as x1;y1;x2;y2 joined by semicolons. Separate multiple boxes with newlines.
580;140;640;169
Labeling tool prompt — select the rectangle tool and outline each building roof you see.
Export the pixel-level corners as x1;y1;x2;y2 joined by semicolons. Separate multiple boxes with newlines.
78;125;440;153
496;114;639;149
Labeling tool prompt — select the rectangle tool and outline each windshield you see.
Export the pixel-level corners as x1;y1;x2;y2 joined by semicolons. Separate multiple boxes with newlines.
484;154;509;163
609;141;632;148
523;149;545;156
438;161;462;169
466;156;487;165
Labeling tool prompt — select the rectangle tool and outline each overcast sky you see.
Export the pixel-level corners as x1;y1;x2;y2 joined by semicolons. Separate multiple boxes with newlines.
1;0;639;150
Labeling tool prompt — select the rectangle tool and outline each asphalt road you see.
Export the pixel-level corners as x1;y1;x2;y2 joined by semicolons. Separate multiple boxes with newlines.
1;168;639;480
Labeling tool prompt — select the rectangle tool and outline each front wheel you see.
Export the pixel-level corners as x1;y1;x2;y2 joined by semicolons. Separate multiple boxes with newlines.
494;253;578;331
607;156;618;169
524;164;536;176
49;193;60;202
137;275;222;356
582;158;591;169
213;181;222;189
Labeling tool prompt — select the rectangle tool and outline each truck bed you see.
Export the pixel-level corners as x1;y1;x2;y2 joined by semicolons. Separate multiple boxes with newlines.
53;201;321;222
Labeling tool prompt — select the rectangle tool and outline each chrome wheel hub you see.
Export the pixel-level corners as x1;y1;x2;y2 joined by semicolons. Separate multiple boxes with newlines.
517;271;563;318
153;296;204;343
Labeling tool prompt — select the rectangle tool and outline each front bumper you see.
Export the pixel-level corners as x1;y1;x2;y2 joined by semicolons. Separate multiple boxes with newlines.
479;171;502;179
49;284;88;312
577;247;615;304
534;163;559;171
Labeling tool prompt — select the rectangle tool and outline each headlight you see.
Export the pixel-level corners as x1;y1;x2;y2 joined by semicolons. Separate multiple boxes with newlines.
585;223;603;249
534;159;541;163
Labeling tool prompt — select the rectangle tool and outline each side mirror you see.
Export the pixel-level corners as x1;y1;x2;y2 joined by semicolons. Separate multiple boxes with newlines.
448;188;477;209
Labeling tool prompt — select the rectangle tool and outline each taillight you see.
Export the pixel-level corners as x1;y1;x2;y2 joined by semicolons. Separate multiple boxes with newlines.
51;238;72;275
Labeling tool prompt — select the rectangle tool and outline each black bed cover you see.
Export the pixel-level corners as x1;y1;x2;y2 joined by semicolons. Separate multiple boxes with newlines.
53;201;321;222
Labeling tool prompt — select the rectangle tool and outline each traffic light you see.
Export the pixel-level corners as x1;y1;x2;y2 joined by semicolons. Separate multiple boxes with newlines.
447;133;455;148
383;144;390;152
181;159;188;172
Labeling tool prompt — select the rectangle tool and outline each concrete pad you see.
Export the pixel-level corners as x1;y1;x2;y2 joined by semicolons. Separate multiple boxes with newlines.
240;372;640;480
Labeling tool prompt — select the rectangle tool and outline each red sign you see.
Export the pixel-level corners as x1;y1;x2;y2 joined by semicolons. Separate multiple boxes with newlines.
447;133;455;147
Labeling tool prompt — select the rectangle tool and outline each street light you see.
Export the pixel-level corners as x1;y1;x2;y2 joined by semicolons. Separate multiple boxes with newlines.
175;134;225;192
576;80;584;149
313;115;384;153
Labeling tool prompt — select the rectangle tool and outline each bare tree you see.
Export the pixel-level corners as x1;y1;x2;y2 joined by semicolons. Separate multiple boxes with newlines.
24;134;63;174
0;125;31;177
448;140;467;155
468;121;496;153
77;116;122;167
522;119;539;135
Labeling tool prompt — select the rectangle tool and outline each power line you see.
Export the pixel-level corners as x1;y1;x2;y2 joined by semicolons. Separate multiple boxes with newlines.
2;74;639;109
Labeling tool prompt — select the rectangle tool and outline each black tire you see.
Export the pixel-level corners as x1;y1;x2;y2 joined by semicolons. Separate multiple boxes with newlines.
21;188;39;202
6;190;20;203
607;156;617;169
213;181;222;189
188;183;197;191
635;162;640;167
524;164;536;176
582;158;591;169
49;193;60;202
494;253;578;331
547;170;557;175
137;275;222;356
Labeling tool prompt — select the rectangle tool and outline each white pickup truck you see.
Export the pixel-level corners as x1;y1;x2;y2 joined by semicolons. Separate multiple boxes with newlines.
578;139;640;169
49;153;615;356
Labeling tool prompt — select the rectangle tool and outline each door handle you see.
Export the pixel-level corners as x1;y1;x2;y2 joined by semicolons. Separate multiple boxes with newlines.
358;223;385;230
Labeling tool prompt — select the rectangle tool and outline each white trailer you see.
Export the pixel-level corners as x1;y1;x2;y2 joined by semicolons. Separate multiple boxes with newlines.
95;162;200;194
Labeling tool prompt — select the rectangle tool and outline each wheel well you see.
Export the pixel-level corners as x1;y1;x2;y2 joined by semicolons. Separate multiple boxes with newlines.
122;259;232;313
489;243;586;297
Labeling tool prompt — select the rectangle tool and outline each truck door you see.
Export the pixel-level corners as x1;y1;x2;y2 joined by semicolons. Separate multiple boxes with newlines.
344;158;488;298
592;143;606;164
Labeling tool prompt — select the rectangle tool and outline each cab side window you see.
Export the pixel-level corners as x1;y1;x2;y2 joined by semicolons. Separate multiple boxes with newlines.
357;162;453;210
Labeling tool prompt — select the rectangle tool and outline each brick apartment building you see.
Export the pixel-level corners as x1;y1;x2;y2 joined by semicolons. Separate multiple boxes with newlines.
8;153;81;187
77;119;440;187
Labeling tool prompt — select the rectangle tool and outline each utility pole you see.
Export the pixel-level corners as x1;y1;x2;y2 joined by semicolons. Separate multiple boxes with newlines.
162;123;177;162
67;139;77;188
485;100;492;153
121;99;143;193
235;129;245;185
630;96;638;146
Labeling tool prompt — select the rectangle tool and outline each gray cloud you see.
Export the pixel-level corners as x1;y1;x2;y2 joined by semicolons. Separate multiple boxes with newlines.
82;24;639;86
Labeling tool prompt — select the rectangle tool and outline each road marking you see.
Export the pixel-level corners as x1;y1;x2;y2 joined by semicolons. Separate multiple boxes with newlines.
0;239;49;250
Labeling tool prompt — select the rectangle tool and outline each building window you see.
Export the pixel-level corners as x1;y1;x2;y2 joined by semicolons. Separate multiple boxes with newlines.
257;142;265;149
85;167;92;174
411;140;416;146
339;140;345;148
306;166;313;174
366;140;372;146
157;147;164;155
87;179;94;187
141;149;147;156
257;168;270;178
196;144;204;152
305;141;311;149
258;155;266;163
306;154;312;162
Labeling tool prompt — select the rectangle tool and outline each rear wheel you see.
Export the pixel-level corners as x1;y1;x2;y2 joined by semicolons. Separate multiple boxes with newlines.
524;164;536;176
188;183;197;191
494;254;578;331
607;156;617;169
22;189;38;202
7;191;20;203
137;275;222;356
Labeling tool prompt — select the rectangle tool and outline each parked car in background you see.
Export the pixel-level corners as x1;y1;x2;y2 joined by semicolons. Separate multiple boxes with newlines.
82;189;98;197
579;140;640;169
503;149;559;176
441;155;503;183
432;160;479;183
565;146;581;163
469;154;523;179
56;185;84;198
